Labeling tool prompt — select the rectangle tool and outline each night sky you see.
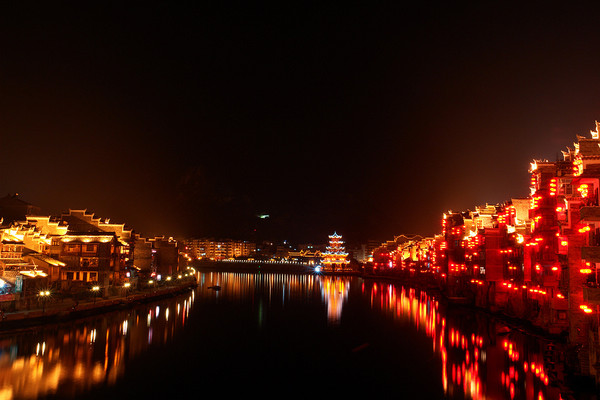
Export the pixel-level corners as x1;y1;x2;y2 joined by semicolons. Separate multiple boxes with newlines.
2;3;600;245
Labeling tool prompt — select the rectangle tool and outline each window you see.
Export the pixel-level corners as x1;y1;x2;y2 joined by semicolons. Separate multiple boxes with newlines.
81;257;98;268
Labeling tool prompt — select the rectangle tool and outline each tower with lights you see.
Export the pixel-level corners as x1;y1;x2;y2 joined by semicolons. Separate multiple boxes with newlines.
321;232;348;272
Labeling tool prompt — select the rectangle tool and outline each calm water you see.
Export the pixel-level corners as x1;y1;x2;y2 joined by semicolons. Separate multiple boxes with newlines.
0;270;594;399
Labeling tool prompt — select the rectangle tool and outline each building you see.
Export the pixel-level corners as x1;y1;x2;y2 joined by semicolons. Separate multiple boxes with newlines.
57;232;123;291
149;236;179;277
321;232;348;272
0;194;42;224
184;238;256;260
368;121;600;384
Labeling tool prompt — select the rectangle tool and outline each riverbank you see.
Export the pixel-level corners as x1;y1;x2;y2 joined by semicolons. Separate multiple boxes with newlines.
0;279;198;332
193;259;365;276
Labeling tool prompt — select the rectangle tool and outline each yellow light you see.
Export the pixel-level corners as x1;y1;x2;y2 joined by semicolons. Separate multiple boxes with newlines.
92;286;100;291
124;283;131;288
580;268;593;274
579;225;591;233
580;304;593;313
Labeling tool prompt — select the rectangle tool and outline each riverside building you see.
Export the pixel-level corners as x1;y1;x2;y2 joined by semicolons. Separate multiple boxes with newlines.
369;121;600;384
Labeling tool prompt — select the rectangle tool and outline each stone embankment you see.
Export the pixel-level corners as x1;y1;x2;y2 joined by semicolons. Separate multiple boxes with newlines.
0;279;197;331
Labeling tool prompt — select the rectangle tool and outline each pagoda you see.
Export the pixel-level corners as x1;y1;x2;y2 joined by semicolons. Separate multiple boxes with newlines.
321;232;348;272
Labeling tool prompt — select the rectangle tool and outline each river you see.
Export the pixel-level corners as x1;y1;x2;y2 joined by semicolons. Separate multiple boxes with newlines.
0;270;595;399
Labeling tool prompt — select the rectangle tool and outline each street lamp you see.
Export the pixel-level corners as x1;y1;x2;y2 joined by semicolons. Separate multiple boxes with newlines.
38;290;50;313
91;285;100;304
124;282;131;299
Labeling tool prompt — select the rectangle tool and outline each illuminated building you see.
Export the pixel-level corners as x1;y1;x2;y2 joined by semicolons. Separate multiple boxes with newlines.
367;120;600;385
184;238;256;260
287;249;322;264
58;232;122;289
320;232;348;272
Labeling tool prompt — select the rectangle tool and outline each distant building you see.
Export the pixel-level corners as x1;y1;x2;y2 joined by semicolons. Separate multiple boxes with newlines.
0;193;42;224
184;238;256;260
344;244;365;263
287;249;322;264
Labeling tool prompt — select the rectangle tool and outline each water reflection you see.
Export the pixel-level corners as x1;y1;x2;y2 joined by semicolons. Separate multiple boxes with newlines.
199;271;351;325
0;272;588;399
319;276;350;324
363;280;572;400
0;290;195;399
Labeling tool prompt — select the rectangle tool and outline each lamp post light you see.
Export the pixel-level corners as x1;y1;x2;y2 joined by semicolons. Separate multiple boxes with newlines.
124;282;131;299
38;290;50;313
91;285;100;304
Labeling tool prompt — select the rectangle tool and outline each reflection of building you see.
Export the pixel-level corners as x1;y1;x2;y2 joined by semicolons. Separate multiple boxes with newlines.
365;280;566;400
321;232;348;272
0;291;195;399
320;276;349;324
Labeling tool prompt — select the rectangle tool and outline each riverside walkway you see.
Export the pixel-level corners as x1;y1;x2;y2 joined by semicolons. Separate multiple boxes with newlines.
0;278;197;331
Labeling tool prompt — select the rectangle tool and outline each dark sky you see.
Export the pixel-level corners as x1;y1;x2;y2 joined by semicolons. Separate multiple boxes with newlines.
1;3;600;244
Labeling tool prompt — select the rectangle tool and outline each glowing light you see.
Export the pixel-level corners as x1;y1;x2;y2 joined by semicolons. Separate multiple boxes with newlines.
579;225;591;233
580;304;593;313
